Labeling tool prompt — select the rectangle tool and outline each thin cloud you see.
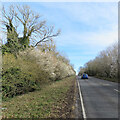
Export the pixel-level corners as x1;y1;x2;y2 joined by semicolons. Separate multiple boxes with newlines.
39;2;117;27
57;30;117;48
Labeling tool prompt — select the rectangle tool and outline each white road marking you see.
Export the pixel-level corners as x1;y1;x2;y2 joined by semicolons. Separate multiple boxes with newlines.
102;84;110;86
114;89;120;93
0;108;7;110
77;78;87;119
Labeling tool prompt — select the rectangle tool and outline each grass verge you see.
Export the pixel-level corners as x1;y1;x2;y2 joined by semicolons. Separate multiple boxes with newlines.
2;76;76;118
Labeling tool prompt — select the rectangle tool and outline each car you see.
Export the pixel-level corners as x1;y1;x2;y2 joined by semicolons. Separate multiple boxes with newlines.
81;73;88;79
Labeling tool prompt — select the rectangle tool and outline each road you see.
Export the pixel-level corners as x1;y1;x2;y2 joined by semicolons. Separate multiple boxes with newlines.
77;76;119;118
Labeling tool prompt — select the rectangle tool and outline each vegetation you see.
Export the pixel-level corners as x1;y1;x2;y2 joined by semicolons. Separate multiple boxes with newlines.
2;76;75;118
0;4;76;119
2;53;49;100
78;42;118;82
2;47;75;100
2;4;75;101
2;5;60;55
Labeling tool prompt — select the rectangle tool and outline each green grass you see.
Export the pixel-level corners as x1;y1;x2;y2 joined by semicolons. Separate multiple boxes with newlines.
2;76;75;118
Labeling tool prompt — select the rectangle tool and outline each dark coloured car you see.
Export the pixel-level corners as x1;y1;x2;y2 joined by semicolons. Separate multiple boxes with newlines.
81;73;88;79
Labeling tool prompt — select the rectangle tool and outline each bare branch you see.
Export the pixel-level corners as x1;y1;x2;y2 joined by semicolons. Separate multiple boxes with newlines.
2;4;61;48
34;29;60;47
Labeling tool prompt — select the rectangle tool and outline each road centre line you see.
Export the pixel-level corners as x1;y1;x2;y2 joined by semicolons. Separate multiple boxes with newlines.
77;78;87;119
114;89;120;93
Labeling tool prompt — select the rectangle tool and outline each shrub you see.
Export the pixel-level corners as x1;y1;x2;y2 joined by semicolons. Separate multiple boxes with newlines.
2;53;50;100
2;48;75;100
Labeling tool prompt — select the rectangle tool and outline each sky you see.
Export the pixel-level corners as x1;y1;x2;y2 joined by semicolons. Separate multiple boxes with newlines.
2;2;118;73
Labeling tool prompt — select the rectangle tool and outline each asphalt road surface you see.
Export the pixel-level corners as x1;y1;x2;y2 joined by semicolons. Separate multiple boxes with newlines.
77;76;119;118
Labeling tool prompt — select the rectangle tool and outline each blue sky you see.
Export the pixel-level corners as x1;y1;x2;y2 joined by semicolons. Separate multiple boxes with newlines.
3;2;118;73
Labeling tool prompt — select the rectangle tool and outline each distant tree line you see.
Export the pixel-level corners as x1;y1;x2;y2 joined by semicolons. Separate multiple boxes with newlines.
78;43;118;81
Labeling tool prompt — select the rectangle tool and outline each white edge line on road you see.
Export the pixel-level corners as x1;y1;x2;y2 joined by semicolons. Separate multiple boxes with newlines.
77;78;87;119
114;89;120;93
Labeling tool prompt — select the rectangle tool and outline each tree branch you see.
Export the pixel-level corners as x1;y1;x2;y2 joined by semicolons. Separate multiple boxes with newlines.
34;30;60;47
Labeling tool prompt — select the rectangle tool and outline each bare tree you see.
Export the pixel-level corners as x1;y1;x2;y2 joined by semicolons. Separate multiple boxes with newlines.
2;4;60;48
